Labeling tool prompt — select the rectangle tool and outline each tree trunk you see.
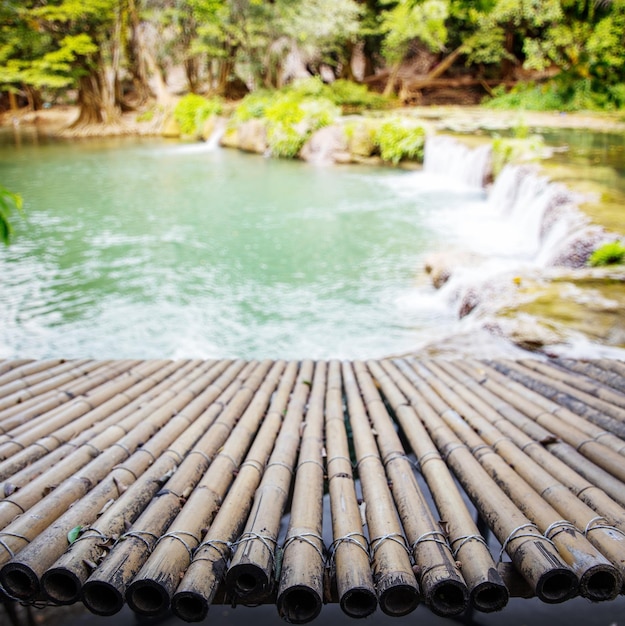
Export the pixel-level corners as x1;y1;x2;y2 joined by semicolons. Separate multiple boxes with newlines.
383;62;401;96
126;0;154;104
72;73;106;127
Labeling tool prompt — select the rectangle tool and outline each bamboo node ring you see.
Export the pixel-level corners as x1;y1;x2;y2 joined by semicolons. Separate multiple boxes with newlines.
296;459;325;472
328;532;369;567
411;531;449;553
442;443;466;461
370;533;410;561
498;524;553;562
282;532;326;562
232;533;277;562
33;442;52;454
155;531;200;559
326;455;352;468
73;529;111;545
0;532;30;559
118;530;159;551
416;451;442;472
584;517;625;538
135;448;157;462
164;448;183;464
195;539;232;561
450;534;488;559
112;442;132;457
356;454;380;469
544;520;578;541
188;450;211;464
266;461;294;474
82;443;101;455
239;459;263;474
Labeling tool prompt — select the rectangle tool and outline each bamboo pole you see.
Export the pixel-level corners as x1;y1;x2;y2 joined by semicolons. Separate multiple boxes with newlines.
0;360;222;530
454;360;625;509
366;360;508;614
0;360;141;457
351;362;473;615
0;360;36;382
0;359;253;603
452;360;625;527
225;361;314;604
0;359;190;483
124;359;288;617
0;360;202;499
0;360;79;401
323;360;377;619
517;359;625;434
418;359;623;601
341;362;421;617
170;362;300;623
488;360;625;456
40;360;254;606
0;359;227;587
554;359;625;395
275;361;327;624
0;360;115;432
387;360;578;603
481;361;625;479
80;360;276;616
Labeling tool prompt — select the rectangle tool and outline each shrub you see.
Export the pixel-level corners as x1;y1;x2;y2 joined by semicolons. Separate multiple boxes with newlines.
174;94;223;137
262;92;339;158
328;79;391;110
588;241;625;267
374;118;426;164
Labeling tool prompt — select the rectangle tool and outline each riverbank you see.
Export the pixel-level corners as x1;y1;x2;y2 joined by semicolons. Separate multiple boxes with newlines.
3;103;625;360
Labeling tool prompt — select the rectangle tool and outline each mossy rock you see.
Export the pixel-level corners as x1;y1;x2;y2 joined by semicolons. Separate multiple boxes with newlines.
161;114;181;138
346;122;377;157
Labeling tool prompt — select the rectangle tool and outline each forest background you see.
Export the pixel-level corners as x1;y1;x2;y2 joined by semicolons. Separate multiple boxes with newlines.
2;0;625;125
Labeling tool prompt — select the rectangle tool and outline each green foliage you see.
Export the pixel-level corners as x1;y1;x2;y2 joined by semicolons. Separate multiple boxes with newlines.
232;91;274;122
174;94;223;137
373;118;426;164
380;0;449;64
264;92;339;158
491;134;546;175
327;79;391;109
0;184;23;246
485;77;625;112
589;241;625;267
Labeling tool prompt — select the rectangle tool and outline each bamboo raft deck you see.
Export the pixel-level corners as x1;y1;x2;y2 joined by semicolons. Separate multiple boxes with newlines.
0;356;624;623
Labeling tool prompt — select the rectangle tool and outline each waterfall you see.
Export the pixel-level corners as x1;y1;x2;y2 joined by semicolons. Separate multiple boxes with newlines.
423;135;492;188
205;117;227;150
423;136;590;266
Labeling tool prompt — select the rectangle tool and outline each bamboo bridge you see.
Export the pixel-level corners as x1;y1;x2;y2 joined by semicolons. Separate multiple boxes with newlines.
0;356;624;623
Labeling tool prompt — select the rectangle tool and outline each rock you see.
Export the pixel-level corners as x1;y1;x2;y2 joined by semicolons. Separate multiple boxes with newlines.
161;114;181;138
300;125;349;164
485;316;563;352
546;226;610;268
347;122;376;158
237;119;268;154
423;251;479;289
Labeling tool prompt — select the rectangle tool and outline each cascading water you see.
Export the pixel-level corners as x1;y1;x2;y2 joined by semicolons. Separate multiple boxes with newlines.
418;136;599;325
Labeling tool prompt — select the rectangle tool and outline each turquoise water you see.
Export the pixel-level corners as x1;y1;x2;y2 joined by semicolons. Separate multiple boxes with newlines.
0;133;482;360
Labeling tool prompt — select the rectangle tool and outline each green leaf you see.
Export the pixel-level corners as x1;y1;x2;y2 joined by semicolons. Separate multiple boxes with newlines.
67;525;83;544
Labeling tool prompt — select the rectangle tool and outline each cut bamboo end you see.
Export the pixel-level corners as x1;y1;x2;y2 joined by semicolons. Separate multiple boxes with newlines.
41;567;82;605
470;579;510;613
0;562;39;600
534;568;578;604
81;579;125;616
277;584;323;624
171;590;210;623
579;564;622;602
378;582;420;617
126;579;171;616
426;578;469;617
225;562;271;601
338;586;378;618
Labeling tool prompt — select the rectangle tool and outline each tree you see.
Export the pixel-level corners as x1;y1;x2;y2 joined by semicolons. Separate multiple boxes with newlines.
0;185;23;246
